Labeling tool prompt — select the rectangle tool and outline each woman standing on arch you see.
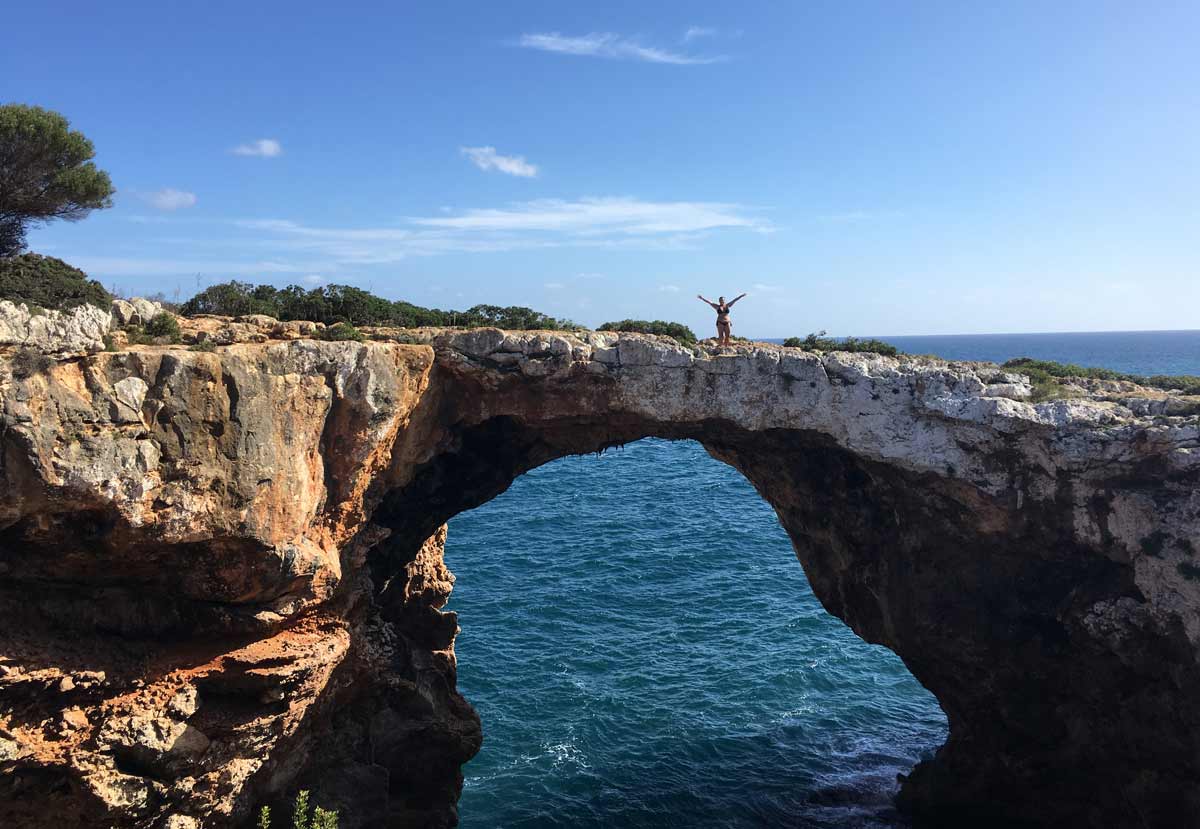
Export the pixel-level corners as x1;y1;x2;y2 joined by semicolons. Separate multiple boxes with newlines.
697;292;747;346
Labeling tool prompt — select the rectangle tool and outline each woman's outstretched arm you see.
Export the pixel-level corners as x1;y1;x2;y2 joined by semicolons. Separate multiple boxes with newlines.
697;294;718;308
727;293;748;306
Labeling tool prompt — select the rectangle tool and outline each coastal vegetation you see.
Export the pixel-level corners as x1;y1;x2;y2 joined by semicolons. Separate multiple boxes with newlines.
179;281;579;330
318;321;366;342
783;331;900;357
0;104;114;257
255;790;338;829
597;319;697;345
0;252;112;309
1002;357;1200;397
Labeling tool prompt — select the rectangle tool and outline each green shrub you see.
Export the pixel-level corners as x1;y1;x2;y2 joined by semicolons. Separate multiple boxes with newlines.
188;339;217;352
254;790;338;829
596;319;697;345
782;331;899;357
0;253;112;310
319;322;365;342
1002;358;1200;398
143;312;181;342
178;280;578;331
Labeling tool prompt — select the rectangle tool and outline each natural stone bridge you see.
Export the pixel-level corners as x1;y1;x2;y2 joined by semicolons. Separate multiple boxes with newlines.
1;323;1198;827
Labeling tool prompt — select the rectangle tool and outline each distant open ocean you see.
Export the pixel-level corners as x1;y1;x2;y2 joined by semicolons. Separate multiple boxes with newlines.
446;330;1199;828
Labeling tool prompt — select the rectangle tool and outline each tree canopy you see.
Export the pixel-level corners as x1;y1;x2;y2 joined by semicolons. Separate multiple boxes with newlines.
178;280;579;330
0;104;115;256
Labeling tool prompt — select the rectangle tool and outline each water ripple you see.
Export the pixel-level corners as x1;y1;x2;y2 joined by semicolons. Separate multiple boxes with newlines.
447;439;947;828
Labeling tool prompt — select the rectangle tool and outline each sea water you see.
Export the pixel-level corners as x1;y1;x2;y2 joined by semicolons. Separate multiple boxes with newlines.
446;331;1200;828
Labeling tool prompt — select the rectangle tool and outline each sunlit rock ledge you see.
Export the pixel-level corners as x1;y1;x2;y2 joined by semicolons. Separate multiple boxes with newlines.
1;314;1198;827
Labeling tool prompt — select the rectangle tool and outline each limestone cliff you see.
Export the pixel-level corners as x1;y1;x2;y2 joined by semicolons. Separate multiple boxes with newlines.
1;320;1198;827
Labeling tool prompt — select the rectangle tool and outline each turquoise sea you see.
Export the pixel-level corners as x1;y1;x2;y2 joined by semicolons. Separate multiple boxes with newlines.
446;330;1200;828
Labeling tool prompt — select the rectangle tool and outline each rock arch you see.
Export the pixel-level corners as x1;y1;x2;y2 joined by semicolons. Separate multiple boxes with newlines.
1;328;1198;827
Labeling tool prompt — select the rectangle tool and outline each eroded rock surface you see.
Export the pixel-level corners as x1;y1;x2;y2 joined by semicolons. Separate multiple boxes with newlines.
1;327;1198;827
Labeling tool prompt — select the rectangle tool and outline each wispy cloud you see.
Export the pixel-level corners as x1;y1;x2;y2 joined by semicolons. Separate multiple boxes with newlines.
138;188;197;211
232;138;282;158
461;146;538;177
67;256;315;277
412;197;768;235
544;281;565;290
658;284;681;292
107;196;769;276
517;32;725;65
752;282;783;293
682;26;717;42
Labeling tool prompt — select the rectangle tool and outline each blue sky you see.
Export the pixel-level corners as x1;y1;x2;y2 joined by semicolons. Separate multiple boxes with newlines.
4;1;1198;336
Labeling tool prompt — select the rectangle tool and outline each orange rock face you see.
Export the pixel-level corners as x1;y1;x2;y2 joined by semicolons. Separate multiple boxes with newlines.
1;327;1198;827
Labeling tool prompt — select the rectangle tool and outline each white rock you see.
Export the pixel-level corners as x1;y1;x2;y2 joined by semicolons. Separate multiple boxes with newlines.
0;300;112;355
167;686;200;718
130;298;162;323
112;377;150;420
111;299;138;327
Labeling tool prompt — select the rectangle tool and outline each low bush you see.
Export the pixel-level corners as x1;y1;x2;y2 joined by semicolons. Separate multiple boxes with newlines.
782;331;900;357
124;313;182;346
10;347;52;378
319;322;365;342
143;312;181;342
0;253;112;310
596;319;697;345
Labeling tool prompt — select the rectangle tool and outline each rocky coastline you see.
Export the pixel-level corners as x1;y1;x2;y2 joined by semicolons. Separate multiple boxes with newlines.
1;301;1198;826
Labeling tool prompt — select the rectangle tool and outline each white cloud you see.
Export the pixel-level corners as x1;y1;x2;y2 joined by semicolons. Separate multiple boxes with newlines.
752;283;783;293
683;26;717;42
544;281;565;290
413;197;768;235
461;146;538;178
140;188;197;211
232;139;282;158
658;284;681;292
517;32;725;65
302;274;325;285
